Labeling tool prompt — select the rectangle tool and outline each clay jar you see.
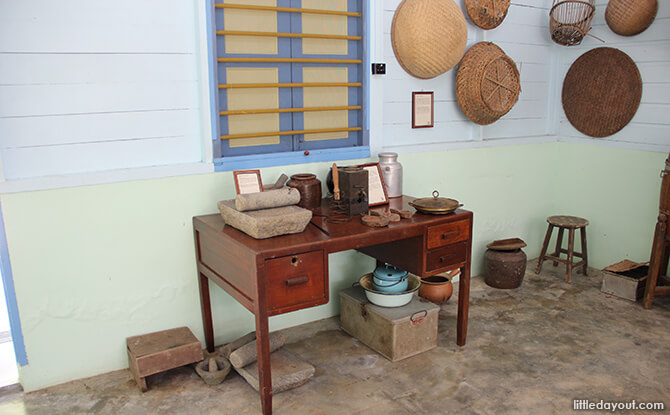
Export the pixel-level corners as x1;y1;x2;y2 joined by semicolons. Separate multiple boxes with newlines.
418;274;453;304
484;248;526;289
287;173;322;210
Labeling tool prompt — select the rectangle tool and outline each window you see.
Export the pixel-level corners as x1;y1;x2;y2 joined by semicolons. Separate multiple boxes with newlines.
210;0;368;170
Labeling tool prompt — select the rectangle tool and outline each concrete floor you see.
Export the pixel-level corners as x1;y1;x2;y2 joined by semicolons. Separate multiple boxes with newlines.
0;259;668;415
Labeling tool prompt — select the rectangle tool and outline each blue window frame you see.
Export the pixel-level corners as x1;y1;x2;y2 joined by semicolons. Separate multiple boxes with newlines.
208;0;369;171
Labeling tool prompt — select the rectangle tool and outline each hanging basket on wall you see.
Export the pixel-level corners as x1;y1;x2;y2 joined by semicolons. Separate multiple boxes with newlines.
605;0;658;36
549;0;596;46
465;0;511;30
562;47;642;138
391;0;468;79
456;42;521;125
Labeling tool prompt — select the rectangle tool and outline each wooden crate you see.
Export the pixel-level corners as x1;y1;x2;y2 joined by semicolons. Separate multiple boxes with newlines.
340;286;439;362
127;326;203;391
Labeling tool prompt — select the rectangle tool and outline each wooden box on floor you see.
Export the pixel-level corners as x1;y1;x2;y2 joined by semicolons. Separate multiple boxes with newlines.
126;326;203;391
339;286;439;362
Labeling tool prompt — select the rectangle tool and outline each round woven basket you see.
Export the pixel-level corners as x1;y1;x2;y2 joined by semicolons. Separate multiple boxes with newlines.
465;0;511;30
549;0;595;46
456;42;521;125
562;47;642;138
606;0;657;36
391;0;467;79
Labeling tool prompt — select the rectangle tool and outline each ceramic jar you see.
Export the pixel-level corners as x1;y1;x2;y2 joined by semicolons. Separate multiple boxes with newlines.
286;173;321;210
378;152;403;198
418;274;453;303
484;248;527;289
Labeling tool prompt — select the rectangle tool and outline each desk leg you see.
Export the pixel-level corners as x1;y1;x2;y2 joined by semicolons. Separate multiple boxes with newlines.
457;264;470;346
255;306;272;414
198;273;215;353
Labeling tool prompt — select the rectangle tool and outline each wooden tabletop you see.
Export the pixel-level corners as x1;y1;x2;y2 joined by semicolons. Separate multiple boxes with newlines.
195;196;472;258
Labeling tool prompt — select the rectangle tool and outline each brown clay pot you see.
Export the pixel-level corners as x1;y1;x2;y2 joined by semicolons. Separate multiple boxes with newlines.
418;274;453;304
286;173;322;210
484;248;526;289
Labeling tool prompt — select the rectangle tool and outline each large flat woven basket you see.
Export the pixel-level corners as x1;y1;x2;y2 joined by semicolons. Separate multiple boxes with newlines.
391;0;467;79
456;42;520;125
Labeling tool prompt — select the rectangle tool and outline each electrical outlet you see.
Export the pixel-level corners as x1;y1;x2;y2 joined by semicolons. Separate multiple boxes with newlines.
372;63;386;75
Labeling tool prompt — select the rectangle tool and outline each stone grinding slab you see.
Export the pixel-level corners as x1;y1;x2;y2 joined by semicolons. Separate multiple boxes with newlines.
217;200;312;239
233;349;315;394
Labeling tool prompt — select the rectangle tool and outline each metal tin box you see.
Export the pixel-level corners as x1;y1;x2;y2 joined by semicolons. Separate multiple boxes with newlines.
340;286;439;362
601;268;648;302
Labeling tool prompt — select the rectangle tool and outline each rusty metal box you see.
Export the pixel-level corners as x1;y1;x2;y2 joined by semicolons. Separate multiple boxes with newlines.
601;270;647;301
339;286;439;362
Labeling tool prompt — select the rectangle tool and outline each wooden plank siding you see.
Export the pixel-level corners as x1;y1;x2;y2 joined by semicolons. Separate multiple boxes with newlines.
0;0;203;180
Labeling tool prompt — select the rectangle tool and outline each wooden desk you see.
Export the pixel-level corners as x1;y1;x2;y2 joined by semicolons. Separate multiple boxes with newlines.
193;196;473;414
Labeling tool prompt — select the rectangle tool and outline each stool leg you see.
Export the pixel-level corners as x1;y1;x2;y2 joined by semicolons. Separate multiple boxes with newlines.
536;224;554;274
580;226;588;276
644;214;667;309
566;228;575;283
552;228;565;267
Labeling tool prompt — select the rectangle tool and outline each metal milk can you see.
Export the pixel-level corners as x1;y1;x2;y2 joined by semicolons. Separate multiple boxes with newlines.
378;152;403;198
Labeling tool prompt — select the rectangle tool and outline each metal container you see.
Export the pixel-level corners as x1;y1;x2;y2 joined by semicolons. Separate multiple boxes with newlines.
483;248;527;289
340;284;438;361
372;264;409;293
601;267;648;301
378;152;403;198
359;273;419;307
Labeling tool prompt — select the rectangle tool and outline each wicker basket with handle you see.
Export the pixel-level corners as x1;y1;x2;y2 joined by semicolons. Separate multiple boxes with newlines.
456;42;520;125
549;0;595;46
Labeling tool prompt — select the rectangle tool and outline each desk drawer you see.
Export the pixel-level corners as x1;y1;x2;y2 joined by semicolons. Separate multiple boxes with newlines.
265;250;327;314
425;241;468;274
427;220;470;250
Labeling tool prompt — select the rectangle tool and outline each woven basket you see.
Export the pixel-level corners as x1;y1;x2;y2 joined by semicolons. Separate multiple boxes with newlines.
456;42;520;125
606;0;658;36
391;0;467;79
465;0;511;30
549;0;595;46
562;47;642;138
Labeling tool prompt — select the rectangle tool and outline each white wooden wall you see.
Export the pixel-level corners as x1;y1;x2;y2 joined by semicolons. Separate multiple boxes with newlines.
380;0;556;150
556;1;670;152
0;0;204;181
1;0;667;189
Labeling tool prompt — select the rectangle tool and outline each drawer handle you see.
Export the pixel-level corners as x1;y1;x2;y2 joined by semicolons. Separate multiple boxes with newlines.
439;253;458;263
286;275;309;286
441;230;459;240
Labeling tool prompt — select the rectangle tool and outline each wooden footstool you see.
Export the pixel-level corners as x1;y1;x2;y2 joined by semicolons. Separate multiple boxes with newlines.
127;327;203;391
535;215;589;283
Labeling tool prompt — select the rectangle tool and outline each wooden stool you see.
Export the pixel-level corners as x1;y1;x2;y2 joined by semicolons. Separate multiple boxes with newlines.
535;215;589;283
643;152;670;309
127;327;203;391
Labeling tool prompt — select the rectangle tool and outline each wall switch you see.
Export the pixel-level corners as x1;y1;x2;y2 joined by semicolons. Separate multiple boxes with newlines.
372;63;386;75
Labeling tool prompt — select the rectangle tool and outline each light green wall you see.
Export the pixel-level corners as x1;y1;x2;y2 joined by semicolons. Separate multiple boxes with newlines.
551;143;666;269
1;141;665;391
